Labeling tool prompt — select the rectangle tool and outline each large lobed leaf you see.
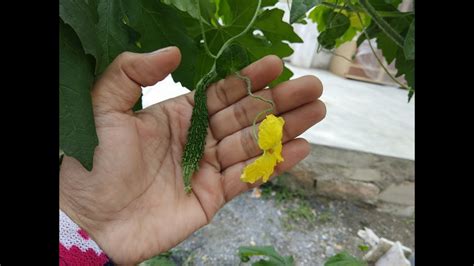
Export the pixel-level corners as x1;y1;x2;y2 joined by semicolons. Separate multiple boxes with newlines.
359;14;415;98
59;19;98;170
120;0;199;90
308;2;371;50
290;0;322;24
60;0;140;75
324;252;367;266
184;0;303;87
238;245;294;266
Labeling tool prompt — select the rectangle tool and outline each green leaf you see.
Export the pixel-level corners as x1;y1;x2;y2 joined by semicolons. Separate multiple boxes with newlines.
383;0;403;8
394;48;414;90
253;258;294;266
215;43;250;79
139;253;176;266
324;252;367;266
308;5;332;32
96;0;137;73
262;0;279;7
216;0;278;25
376;31;398;64
317;12;350;49
335;26;357;47
407;87;414;102
59;0;100;72
132;94;143;112
193;1;302;87
238;246;294;266
368;0;399;11
289;0;322;24
60;0;140;75
60;19;98;171
120;0;199;90
356;20;379;46
216;0;233;25
161;0;199;19
269;66;293;88
310;3;370;48
358;245;370;252
404;19;414;60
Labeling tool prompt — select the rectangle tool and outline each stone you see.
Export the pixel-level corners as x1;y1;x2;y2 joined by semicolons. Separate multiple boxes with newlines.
349;168;382;182
279;144;414;206
358;227;380;247
316;179;380;205
325;246;335;257
358;228;412;263
378;182;414;206
377;203;414;217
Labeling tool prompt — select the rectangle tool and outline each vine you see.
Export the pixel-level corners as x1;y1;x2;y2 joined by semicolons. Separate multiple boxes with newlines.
181;0;263;193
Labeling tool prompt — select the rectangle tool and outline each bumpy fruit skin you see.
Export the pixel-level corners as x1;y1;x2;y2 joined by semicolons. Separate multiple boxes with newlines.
181;71;217;193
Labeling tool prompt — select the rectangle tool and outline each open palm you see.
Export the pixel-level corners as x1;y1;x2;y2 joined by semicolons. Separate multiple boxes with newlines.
59;47;325;265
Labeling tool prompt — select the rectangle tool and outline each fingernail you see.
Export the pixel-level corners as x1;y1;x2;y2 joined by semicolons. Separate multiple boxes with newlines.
150;46;175;54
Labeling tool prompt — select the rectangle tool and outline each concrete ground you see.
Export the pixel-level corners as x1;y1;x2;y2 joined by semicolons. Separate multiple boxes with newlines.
142;63;414;160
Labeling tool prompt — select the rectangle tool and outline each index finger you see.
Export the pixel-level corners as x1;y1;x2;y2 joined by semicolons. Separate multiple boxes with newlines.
206;55;284;116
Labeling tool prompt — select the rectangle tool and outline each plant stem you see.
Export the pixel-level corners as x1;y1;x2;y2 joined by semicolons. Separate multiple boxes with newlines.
327;49;353;63
197;0;217;59
235;71;274;142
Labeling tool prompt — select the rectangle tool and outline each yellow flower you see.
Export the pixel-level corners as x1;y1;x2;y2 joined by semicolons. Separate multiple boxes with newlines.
240;114;285;184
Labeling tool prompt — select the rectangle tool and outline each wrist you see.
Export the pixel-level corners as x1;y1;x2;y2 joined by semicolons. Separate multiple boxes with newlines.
60;188;107;251
59;209;111;265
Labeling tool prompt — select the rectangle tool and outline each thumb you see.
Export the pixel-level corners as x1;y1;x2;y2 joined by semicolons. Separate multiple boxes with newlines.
91;46;181;113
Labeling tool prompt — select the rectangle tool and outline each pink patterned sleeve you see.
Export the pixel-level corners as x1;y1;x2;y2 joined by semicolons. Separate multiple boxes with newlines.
60;210;113;265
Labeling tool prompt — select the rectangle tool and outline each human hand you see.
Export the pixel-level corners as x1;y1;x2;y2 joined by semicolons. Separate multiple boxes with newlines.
59;47;325;264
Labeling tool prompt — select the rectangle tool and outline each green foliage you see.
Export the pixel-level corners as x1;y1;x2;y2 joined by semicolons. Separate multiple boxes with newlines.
287;201;316;224
139;252;176;266
290;0;322;24
161;0;199;19
308;1;371;50
238;246;294;266
317;12;350;49
324;252;367;266
59;19;98;170
260;178;305;203
60;0;139;75
120;0;199;90
404;19;414;60
188;0;303;87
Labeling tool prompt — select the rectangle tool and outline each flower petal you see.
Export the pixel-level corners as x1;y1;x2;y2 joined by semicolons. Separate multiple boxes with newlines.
258;114;285;151
273;142;284;163
240;153;277;184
